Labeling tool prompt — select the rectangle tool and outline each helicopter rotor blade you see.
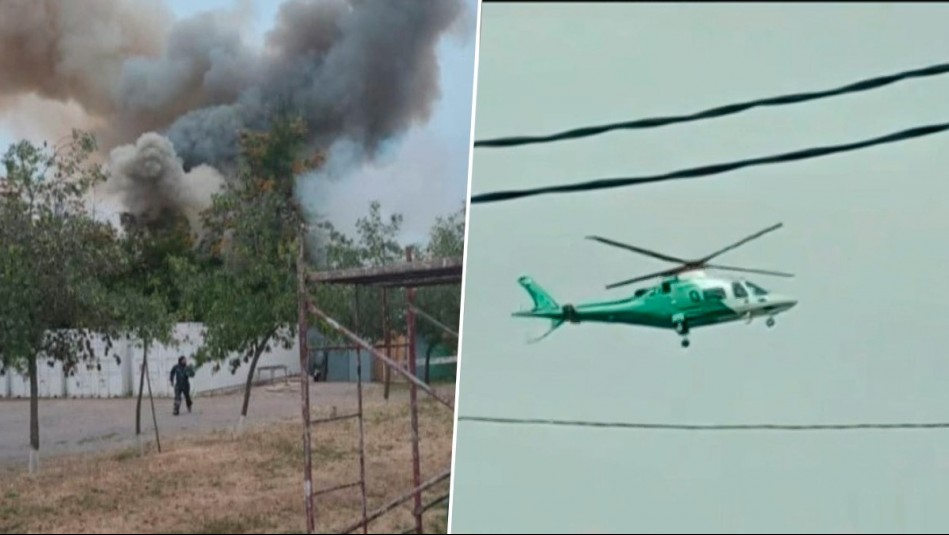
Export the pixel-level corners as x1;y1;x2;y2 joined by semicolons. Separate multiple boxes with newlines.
704;264;795;278
698;223;784;263
605;266;683;290
586;235;689;264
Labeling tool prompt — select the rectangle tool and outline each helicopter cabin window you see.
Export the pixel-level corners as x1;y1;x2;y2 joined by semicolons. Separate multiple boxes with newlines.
703;287;726;301
732;282;748;298
745;281;769;296
661;281;671;294
634;288;648;298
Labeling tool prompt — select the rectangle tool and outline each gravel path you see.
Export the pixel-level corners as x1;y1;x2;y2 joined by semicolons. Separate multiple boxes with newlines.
0;380;415;471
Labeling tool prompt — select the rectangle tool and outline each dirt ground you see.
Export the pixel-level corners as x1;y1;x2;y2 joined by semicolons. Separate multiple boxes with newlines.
0;381;401;469
0;380;456;534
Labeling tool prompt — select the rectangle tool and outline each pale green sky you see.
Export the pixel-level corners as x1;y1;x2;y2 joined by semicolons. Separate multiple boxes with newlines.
450;3;949;533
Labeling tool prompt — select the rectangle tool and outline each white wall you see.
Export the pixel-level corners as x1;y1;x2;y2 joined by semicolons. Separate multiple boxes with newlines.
65;334;132;399
10;359;66;399
2;323;300;400
132;323;301;398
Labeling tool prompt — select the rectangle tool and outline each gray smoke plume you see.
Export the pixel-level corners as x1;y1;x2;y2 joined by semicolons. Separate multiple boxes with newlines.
106;133;225;237
0;0;468;232
164;0;464;170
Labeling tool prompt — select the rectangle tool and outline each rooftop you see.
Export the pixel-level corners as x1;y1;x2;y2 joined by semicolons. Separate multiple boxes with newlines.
306;256;463;288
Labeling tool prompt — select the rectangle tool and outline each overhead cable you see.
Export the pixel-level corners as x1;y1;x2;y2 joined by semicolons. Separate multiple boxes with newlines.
470;120;949;205
458;415;949;432
474;61;949;148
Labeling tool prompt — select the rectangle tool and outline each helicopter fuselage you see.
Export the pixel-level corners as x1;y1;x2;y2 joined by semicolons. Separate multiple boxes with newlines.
513;272;797;346
514;223;797;346
566;273;795;328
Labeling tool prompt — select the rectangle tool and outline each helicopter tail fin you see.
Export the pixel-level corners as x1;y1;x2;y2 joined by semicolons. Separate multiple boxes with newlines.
514;276;566;343
516;276;559;312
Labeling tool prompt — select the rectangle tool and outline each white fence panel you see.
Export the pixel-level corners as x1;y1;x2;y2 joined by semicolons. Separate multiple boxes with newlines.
5;323;301;399
192;336;301;394
10;360;65;398
65;335;132;398
66;358;130;398
133;344;175;399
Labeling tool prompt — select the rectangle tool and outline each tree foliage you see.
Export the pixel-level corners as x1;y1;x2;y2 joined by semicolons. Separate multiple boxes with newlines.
312;201;465;365
183;117;315;423
0;131;141;468
415;204;465;357
0;132;126;373
312;201;407;346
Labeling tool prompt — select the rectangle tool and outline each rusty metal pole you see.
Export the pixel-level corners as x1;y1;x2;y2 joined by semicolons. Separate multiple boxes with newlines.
298;227;315;534
382;287;391;401
405;247;423;534
353;287;369;534
335;469;452;535
306;303;453;409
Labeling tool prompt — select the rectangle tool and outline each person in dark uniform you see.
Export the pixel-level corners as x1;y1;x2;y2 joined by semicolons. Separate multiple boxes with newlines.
169;356;194;415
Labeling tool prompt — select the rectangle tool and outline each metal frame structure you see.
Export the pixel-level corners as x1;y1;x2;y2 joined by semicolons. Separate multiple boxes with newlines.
297;237;462;534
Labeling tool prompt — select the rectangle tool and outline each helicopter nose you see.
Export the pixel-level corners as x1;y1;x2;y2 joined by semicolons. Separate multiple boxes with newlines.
780;296;798;310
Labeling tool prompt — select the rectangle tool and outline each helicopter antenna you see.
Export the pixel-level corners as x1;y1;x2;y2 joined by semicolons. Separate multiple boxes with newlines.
586;223;793;290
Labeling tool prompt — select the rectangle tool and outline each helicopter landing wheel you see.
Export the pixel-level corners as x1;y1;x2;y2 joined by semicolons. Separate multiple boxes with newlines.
674;320;689;336
766;317;775;328
681;338;690;348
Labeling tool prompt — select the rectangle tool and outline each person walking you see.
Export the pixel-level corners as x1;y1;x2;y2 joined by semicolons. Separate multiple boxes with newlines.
169;356;194;416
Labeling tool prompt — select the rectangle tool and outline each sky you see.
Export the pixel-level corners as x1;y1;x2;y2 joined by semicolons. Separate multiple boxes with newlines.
0;0;478;244
449;3;949;534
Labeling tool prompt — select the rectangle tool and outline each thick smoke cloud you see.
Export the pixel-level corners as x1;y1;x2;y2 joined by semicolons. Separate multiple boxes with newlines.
106;133;225;237
164;0;464;170
0;0;172;118
0;0;466;233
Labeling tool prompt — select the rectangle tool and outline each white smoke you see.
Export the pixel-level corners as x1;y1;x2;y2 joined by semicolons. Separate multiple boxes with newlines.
104;133;225;237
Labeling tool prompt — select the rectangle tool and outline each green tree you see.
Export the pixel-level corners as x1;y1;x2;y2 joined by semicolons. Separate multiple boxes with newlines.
311;202;464;384
188;117;312;432
113;216;181;447
415;205;465;381
0;132;127;473
311;201;407;347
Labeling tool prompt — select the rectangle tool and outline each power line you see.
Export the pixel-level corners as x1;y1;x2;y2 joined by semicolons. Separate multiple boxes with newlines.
473;61;949;149
458;415;949;432
469;119;949;205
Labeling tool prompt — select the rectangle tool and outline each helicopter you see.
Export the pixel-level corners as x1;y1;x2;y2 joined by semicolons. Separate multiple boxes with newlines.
512;223;798;347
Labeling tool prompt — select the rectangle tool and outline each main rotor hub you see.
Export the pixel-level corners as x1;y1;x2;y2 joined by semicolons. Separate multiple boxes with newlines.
585;223;793;290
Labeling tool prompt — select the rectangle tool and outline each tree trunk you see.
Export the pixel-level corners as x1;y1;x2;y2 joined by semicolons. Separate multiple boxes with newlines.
28;354;39;475
237;337;268;435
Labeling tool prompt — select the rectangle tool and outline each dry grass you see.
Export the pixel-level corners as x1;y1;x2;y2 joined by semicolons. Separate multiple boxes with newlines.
0;395;454;534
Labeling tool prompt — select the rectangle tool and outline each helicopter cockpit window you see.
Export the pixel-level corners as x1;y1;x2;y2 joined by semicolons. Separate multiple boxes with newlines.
703;287;726;300
732;282;748;298
745;281;769;296
634;288;648;298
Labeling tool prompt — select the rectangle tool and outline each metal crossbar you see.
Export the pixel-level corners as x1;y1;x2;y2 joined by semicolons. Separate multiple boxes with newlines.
298;241;458;535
